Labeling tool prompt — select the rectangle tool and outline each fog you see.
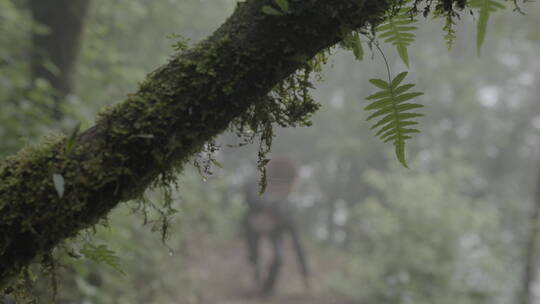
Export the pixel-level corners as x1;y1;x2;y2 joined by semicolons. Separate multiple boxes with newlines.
1;0;539;303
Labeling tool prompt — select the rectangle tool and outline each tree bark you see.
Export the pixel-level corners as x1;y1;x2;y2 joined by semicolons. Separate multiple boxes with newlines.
0;0;390;288
29;0;90;119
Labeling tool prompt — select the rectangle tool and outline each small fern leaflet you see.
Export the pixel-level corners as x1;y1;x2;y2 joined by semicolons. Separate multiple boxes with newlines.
342;31;364;61
81;243;125;275
469;0;505;54
365;72;424;167
262;0;289;16
442;13;457;50
377;7;418;67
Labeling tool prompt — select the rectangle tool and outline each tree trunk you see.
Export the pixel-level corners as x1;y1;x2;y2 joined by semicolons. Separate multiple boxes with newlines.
518;157;540;304
29;0;90;119
0;0;390;288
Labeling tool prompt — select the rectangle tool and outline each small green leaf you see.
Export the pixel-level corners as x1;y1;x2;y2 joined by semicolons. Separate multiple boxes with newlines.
65;122;81;154
211;159;224;168
274;0;289;12
393;83;415;95
395;103;424;112
396;143;408;168
397;45;410;67
469;0;505;54
367;107;396;121
364;97;393;110
350;33;364;61
375;121;418;137
52;174;65;198
394;92;424;103
390;72;408;88
370;113;398;130
397;112;424;120
81;243;124;275
366;91;391;100
369;78;389;89
262;5;283;16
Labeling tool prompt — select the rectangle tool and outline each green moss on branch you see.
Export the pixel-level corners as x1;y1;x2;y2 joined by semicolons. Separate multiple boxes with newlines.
0;0;391;291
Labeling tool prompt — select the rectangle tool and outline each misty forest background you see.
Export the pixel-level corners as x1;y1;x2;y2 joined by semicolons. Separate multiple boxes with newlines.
1;0;540;303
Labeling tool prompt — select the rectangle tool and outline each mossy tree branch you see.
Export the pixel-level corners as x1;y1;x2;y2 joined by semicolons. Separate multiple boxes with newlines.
0;0;390;288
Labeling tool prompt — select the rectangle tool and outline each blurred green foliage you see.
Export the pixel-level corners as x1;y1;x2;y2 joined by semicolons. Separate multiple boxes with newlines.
0;0;54;156
327;168;511;304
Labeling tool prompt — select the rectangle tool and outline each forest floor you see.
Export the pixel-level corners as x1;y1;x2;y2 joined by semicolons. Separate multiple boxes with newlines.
176;237;353;304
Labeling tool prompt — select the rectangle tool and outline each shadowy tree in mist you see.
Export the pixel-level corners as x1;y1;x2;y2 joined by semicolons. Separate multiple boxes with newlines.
29;0;90;119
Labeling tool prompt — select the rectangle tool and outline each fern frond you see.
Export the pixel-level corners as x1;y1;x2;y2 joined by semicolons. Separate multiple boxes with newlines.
341;31;364;61
365;72;424;167
469;0;505;54
377;7;418;67
442;13;457;50
81;243;125;275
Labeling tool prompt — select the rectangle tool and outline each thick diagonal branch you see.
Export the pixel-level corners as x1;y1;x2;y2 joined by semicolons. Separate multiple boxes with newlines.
0;0;388;287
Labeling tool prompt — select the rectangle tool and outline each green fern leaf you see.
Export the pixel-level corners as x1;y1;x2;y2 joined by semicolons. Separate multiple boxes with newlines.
274;0;289;12
442;14;457;50
262;5;283;16
342;31;364;61
469;0;505;54
261;0;289;16
377;7;418;67
364;72;424;167
81;243;125;275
